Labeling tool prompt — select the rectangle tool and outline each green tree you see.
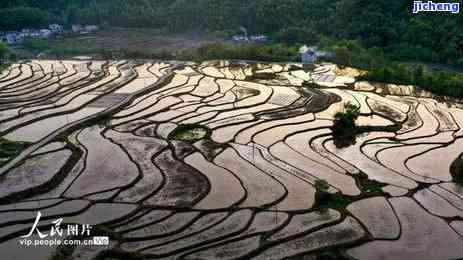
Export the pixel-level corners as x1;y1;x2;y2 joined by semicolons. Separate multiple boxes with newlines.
22;38;50;51
315;179;330;193
0;42;8;58
332;103;360;147
0;7;52;30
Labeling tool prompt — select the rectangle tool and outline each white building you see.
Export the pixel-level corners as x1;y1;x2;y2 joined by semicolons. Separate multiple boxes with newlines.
72;25;83;34
84;25;99;32
299;45;317;72
72;24;99;35
233;34;268;43
232;35;249;42
5;33;24;45
49;24;63;33
300;45;317;64
39;29;52;38
250;35;268;43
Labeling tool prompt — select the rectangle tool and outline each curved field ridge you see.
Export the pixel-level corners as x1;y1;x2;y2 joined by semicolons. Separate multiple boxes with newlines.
0;60;462;260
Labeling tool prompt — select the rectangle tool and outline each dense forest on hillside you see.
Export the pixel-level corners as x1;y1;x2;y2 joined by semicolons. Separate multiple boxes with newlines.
1;0;462;67
0;0;463;73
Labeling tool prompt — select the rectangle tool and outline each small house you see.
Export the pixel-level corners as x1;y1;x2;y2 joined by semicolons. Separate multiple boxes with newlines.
84;25;99;33
232;35;249;43
72;24;99;35
300;45;317;64
232;34;268;43
72;25;83;34
39;29;52;38
300;45;317;71
5;33;23;45
49;24;63;33
250;35;268;43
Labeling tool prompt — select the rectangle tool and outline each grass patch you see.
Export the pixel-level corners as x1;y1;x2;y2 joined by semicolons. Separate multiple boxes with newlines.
0;138;30;167
315;174;386;211
169;124;210;142
317;192;353;210
314;179;352;210
314;179;330;193
356;173;387;196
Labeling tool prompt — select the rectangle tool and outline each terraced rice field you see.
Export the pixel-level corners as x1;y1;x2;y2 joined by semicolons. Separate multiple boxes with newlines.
1;60;463;260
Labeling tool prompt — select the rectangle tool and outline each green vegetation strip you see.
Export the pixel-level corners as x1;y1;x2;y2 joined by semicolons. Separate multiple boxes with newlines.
0;138;30;167
169;124;210;142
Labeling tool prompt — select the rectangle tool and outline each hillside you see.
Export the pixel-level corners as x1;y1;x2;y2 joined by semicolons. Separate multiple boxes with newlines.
1;0;462;68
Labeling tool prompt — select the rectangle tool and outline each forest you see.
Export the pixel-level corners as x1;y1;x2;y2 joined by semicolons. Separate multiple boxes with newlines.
1;0;461;67
0;0;462;97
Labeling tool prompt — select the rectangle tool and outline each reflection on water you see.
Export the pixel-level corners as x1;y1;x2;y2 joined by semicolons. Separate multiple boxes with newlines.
5;107;104;142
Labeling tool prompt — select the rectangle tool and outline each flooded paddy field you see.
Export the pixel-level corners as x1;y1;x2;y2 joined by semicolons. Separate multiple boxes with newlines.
1;59;463;260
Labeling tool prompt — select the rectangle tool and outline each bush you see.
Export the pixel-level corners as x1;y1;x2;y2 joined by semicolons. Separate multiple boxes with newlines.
320;38;382;69
23;38;51;51
361;63;463;98
331;103;360;148
273;26;319;45
456;58;463;70
168;124;210;142
315;179;330;193
0;138;30;167
177;42;298;62
209;30;231;39
451;155;463;185
332;103;360;137
0;42;8;64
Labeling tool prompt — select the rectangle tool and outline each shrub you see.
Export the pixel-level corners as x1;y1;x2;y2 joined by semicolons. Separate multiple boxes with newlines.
0;42;8;61
332;103;360;138
315;179;330;193
456;58;463;70
23;38;51;51
0;138;30;167
168;124;210;142
273;26;319;45
361;63;463;98
177;42;298;62
451;155;463;185
0;7;52;31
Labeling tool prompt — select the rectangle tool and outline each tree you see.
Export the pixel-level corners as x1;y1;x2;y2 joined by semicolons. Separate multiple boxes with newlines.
0;43;9;64
315;179;330;193
332;103;360;147
0;7;52;30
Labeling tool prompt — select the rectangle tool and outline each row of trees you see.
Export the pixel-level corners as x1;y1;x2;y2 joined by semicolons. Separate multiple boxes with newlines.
362;63;463;98
319;38;463;98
